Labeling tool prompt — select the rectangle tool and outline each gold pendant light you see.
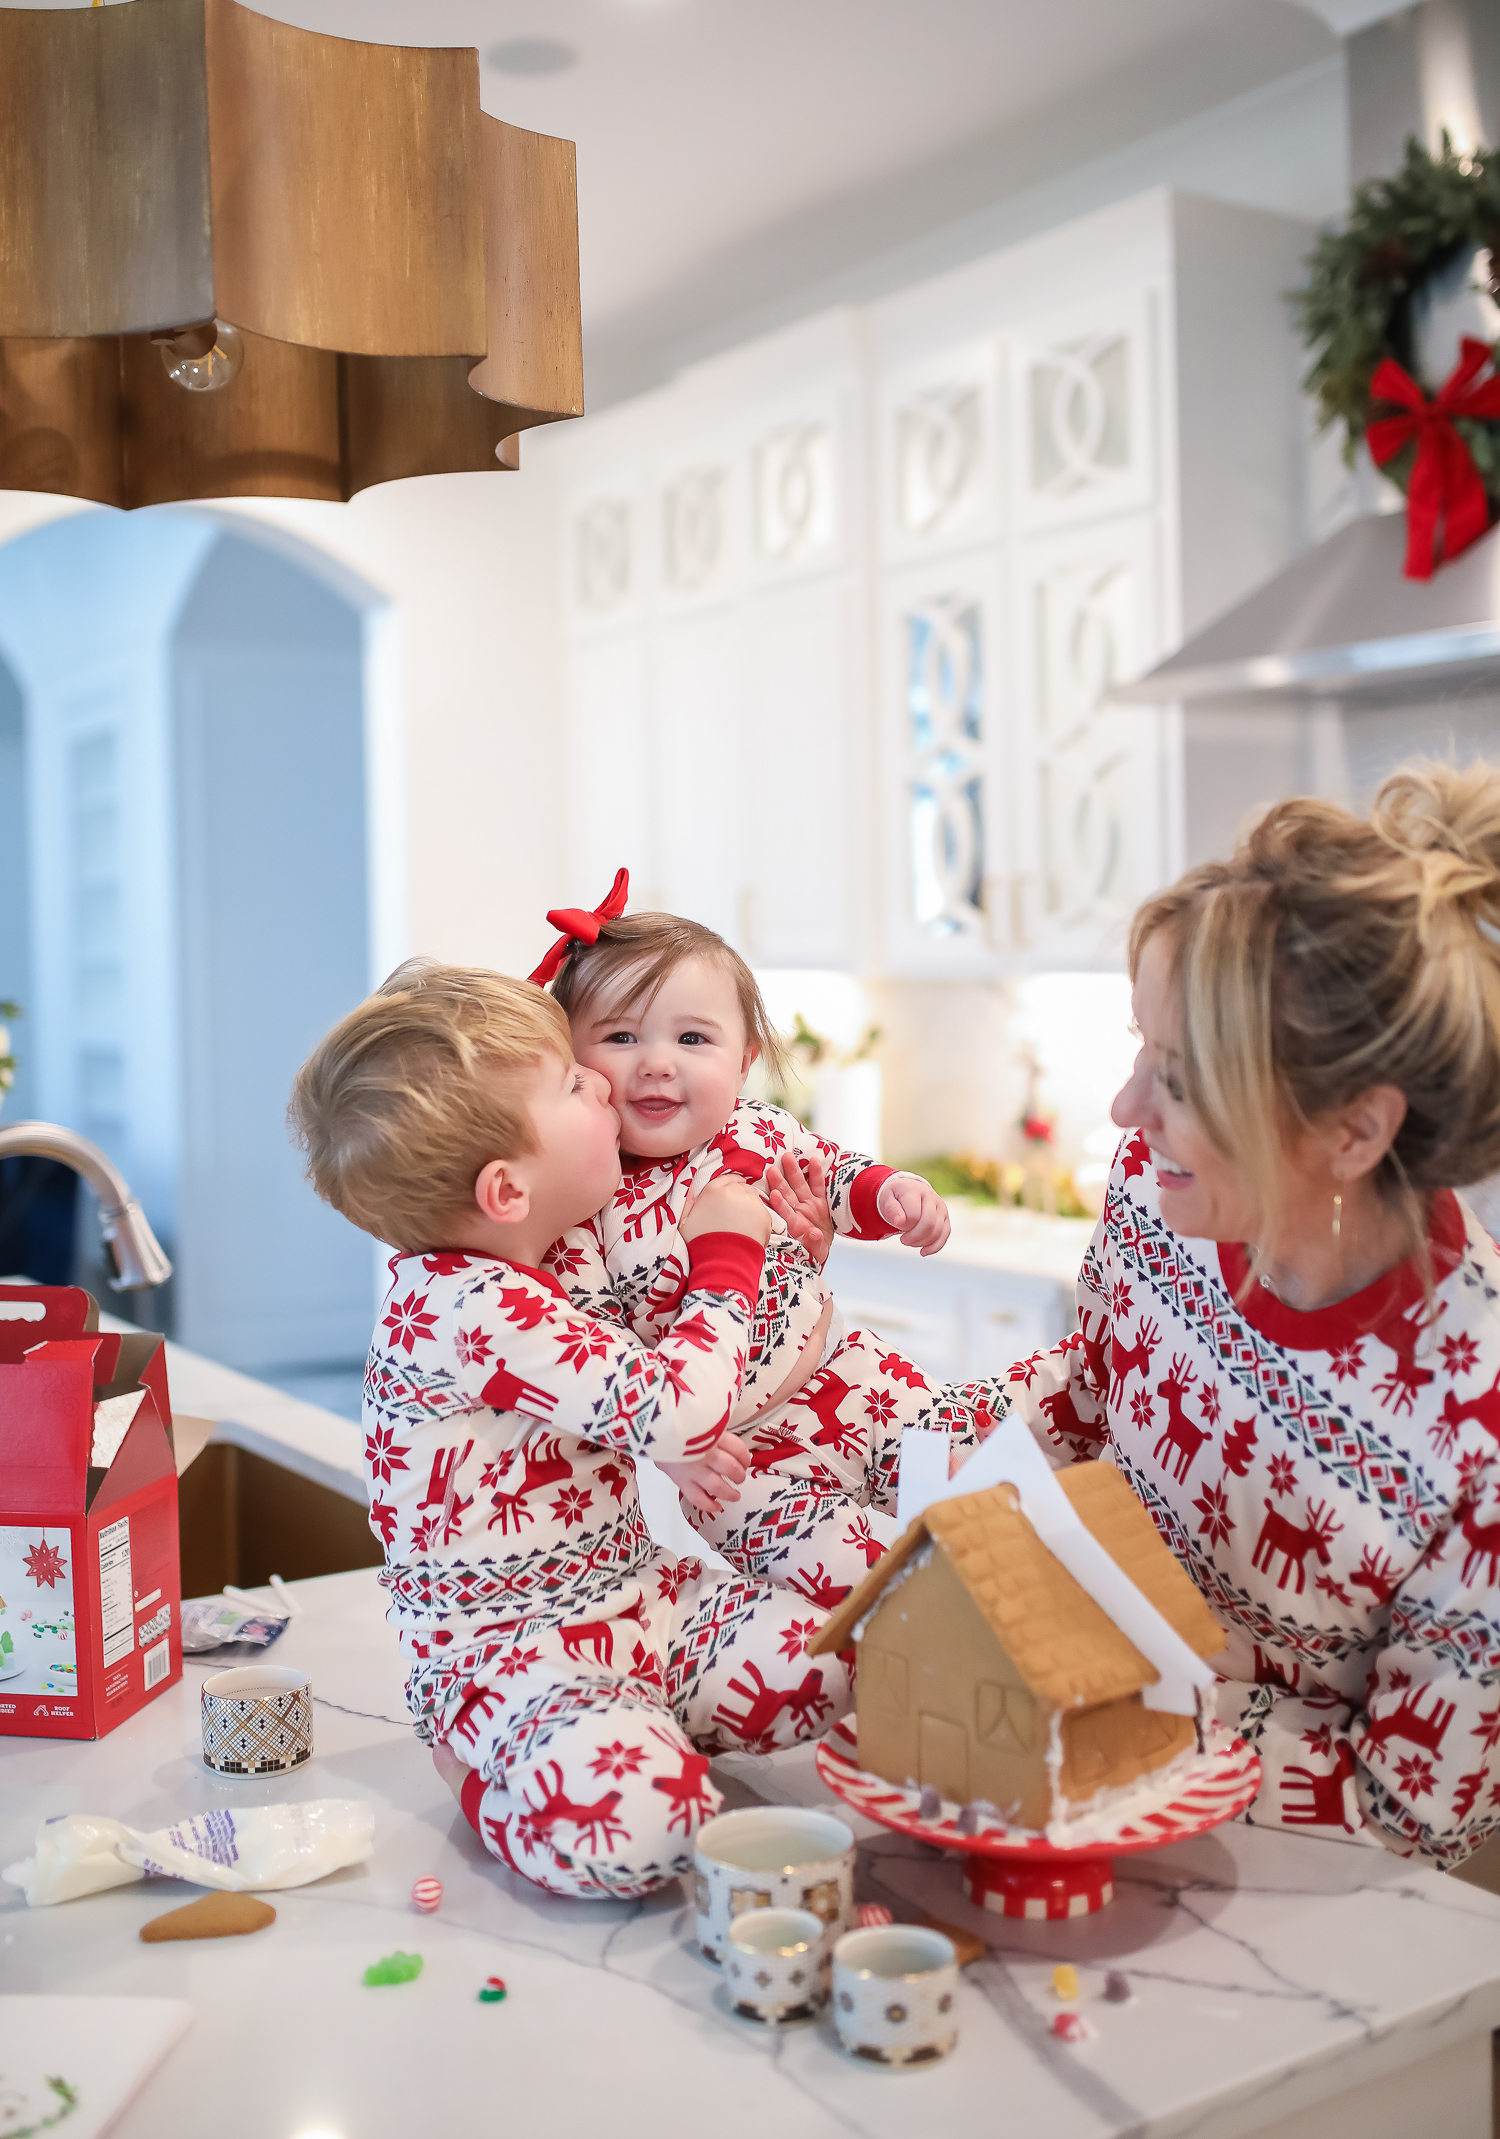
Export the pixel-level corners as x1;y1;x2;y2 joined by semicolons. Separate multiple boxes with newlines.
0;0;583;507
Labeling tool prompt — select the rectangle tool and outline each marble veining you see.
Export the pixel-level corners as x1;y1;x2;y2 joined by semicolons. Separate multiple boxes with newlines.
3;1568;1499;2139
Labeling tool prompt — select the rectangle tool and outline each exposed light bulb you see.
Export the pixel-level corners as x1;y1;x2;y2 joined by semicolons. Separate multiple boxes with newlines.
158;319;244;392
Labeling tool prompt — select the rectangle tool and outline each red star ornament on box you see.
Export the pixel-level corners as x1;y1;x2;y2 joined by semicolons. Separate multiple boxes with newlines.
23;1537;68;1590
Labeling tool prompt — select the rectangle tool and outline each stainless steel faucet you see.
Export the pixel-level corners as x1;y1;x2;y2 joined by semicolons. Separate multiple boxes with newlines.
0;1121;172;1290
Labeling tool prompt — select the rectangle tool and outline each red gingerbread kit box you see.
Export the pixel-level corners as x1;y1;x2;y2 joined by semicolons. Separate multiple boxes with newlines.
0;1284;182;1740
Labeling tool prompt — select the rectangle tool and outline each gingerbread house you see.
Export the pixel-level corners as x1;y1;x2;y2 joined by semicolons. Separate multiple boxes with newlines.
810;1464;1224;1829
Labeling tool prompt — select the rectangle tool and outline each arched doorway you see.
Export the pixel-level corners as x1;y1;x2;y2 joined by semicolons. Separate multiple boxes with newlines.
171;530;373;1376
0;508;387;1386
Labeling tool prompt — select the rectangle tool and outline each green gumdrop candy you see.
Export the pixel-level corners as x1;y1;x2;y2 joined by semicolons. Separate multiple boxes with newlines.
363;1950;424;1986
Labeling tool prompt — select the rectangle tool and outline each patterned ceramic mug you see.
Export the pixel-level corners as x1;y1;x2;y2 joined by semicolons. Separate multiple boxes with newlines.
831;1925;959;2068
724;1907;827;2026
201;1664;312;1776
692;1805;854;1963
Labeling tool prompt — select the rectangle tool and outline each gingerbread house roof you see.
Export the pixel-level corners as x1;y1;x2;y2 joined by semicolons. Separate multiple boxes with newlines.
809;1463;1224;1709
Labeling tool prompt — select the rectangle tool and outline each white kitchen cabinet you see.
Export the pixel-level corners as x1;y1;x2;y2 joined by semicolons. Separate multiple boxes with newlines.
654;605;746;941
564;629;655;902
826;1235;1077;1387
739;577;862;968
541;190;1313;975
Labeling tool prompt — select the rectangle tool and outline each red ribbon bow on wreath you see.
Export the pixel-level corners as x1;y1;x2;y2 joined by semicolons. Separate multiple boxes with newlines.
1366;335;1500;580
528;866;630;985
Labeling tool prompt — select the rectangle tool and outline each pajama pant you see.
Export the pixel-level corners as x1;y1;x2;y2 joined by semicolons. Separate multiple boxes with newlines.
444;1553;851;1900
686;1327;983;1609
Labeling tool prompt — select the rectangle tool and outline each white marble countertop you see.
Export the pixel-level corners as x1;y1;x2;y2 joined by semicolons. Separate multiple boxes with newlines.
4;1568;1499;2139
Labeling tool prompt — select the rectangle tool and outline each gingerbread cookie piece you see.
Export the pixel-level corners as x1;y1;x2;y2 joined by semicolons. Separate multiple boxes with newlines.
140;1893;277;1941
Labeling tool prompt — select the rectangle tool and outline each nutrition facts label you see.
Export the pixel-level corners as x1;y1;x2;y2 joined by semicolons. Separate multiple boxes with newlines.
98;1516;134;1670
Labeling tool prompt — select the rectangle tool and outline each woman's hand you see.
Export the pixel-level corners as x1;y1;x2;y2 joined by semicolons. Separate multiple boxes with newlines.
657;1431;750;1516
877;1171;951;1256
680;1175;773;1249
765;1150;836;1268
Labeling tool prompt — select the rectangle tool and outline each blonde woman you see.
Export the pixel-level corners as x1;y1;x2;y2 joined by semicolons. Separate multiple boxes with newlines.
962;762;1500;1867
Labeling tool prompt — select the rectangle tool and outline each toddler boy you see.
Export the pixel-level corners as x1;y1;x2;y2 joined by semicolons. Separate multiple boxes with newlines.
290;960;851;1900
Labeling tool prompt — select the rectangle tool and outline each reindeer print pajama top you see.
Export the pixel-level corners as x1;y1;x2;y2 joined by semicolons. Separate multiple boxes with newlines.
546;1096;978;1607
362;1232;852;1900
962;1132;1500;1869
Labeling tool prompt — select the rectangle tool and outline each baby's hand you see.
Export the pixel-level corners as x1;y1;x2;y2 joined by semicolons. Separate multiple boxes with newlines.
876;1171;950;1256
657;1431;750;1516
681;1174;774;1249
765;1150;835;1268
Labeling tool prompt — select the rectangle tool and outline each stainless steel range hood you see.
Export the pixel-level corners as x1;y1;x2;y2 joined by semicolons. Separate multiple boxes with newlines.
1116;0;1500;710
1114;514;1500;705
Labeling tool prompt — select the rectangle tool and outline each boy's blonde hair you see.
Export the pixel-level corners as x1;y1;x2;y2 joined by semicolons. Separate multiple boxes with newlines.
548;910;790;1081
288;958;571;1249
1130;759;1500;1261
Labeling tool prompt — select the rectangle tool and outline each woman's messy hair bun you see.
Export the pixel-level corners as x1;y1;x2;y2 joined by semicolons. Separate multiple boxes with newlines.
1130;759;1500;1246
1370;762;1500;944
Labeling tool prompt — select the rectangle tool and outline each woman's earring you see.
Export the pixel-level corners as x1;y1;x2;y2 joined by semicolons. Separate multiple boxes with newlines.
1332;1189;1342;1246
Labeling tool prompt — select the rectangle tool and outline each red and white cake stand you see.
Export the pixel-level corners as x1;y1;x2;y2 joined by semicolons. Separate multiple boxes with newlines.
816;1717;1261;1922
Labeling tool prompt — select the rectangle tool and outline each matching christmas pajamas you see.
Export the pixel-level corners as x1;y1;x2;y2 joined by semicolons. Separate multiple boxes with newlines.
546;1096;978;1608
953;1132;1500;1867
362;1233;850;1900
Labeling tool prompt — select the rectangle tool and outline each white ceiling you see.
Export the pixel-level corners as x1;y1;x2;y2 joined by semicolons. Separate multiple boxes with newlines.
35;0;1339;401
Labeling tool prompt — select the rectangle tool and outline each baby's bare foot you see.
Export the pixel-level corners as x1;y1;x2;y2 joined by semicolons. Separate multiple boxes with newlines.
433;1740;472;1807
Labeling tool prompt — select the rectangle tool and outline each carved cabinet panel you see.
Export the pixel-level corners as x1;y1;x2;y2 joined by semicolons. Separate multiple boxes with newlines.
1008;517;1166;962
1009;294;1155;532
569;488;640;632
880;343;1002;561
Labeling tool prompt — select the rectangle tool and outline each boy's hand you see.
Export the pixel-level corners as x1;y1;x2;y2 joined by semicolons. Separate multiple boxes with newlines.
764;1150;835;1268
876;1171;950;1256
657;1431;750;1516
681;1174;773;1249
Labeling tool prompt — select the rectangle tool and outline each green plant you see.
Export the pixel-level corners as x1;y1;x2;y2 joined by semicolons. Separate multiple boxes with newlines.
787;1013;882;1069
0;998;17;1098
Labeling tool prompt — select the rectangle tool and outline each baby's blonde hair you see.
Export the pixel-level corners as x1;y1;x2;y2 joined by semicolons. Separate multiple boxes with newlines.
1131;759;1500;1255
289;959;571;1249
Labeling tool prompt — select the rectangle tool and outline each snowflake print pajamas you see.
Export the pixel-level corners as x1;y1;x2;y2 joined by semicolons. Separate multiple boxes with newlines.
363;1231;850;1900
546;1097;977;1608
950;1132;1500;1868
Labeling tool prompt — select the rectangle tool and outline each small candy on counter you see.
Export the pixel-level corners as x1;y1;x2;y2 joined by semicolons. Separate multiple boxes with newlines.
917;1786;941;1821
141;1894;276;1942
955;1802;981;1836
1052;1964;1079;2001
1103;1970;1133;2004
855;1903;893;1928
478;1976;508;2004
364;1950;424;1986
411;1876;443;1913
1051;2012;1093;2044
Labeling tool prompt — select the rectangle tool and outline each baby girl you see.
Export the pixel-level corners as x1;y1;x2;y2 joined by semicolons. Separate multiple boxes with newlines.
535;871;977;1608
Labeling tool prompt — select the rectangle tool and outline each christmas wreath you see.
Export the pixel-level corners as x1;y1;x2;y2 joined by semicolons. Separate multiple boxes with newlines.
1292;135;1500;578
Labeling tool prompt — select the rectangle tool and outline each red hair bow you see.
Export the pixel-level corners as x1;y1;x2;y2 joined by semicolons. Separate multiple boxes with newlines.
528;867;630;986
1366;337;1500;580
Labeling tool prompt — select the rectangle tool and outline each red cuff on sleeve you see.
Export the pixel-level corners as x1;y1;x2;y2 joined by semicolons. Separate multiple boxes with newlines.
460;1765;487;1835
685;1231;766;1306
847;1165;898;1240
